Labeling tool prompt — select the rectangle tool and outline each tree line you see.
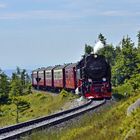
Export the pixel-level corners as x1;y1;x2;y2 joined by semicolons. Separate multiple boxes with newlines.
0;67;31;122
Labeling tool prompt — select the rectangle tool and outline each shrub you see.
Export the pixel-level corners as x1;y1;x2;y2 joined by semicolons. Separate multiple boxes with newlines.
60;89;69;98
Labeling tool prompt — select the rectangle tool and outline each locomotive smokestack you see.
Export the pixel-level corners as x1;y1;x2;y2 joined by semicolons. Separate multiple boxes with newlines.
93;41;104;54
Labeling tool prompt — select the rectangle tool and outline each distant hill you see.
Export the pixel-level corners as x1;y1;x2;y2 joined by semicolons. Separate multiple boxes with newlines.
3;69;31;77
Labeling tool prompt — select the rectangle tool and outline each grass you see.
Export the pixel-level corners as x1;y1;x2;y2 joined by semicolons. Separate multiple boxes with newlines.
0;90;76;127
25;91;140;140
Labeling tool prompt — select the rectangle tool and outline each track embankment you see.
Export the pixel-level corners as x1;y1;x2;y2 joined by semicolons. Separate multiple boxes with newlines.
0;99;105;140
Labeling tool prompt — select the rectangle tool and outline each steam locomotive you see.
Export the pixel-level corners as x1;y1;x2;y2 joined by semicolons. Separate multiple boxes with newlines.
32;54;112;99
76;53;111;99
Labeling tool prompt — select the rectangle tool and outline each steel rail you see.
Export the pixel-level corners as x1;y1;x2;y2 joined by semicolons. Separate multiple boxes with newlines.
0;99;106;140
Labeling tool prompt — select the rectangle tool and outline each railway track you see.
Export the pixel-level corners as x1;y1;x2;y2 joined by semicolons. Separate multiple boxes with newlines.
0;99;106;140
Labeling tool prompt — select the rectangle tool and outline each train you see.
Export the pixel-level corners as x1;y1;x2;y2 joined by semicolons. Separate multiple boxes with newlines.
32;53;112;99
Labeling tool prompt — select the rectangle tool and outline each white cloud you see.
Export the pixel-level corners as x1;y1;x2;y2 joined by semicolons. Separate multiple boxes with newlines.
29;10;82;19
0;13;27;20
101;10;140;17
101;10;123;16
0;9;140;20
0;9;90;20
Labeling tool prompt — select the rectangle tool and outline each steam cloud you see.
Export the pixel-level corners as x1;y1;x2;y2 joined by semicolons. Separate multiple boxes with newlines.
94;41;104;54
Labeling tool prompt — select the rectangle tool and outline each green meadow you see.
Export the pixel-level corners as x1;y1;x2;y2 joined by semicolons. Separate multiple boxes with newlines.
0;90;76;127
25;92;140;140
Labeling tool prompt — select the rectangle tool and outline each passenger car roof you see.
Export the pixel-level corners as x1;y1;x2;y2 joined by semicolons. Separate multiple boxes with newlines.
54;64;69;70
65;63;77;69
32;68;40;73
37;67;46;72
45;66;57;71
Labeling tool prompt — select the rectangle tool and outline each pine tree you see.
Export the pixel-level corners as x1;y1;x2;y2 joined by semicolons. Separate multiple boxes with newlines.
121;36;137;76
137;31;140;48
10;73;23;97
84;44;93;54
97;44;115;66
12;97;30;123
112;36;138;85
0;72;10;104
21;69;26;88
25;73;31;85
136;31;140;72
13;67;31;95
10;72;30;123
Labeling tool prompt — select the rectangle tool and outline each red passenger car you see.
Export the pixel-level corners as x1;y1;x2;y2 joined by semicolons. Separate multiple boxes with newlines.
45;66;57;89
38;68;45;89
53;65;68;89
65;63;77;90
32;69;38;88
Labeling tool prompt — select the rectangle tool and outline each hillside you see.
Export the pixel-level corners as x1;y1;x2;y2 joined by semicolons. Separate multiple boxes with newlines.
0;91;77;127
24;92;140;140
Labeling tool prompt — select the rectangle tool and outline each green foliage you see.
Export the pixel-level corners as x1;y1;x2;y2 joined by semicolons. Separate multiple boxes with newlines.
113;74;140;97
125;74;140;92
21;69;26;88
121;37;138;76
14;99;30;113
60;89;69;98
0;72;10;104
137;31;140;48
10;67;31;98
1;67;31;121
0;67;32;123
114;83;133;97
12;97;30;123
10;71;31;123
112;93;125;100
95;33;140;91
0;91;77;126
26;84;32;94
112;35;140;87
97;44;116;66
84;44;93;54
10;75;23;97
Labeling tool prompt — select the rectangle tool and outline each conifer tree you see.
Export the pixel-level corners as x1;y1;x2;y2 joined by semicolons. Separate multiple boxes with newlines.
97;44;115;66
84;44;93;54
10;72;30;123
12;97;30;123
137;31;140;48
0;72;10;104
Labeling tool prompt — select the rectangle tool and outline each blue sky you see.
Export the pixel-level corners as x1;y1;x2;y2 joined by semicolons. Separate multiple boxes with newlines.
0;0;140;69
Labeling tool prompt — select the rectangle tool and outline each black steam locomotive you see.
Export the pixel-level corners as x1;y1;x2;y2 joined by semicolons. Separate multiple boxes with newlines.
77;53;112;99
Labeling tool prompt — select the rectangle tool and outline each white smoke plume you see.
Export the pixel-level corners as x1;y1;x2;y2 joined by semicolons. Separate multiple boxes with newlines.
94;41;104;54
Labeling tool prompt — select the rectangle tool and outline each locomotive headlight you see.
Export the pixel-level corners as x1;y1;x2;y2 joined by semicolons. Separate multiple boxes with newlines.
94;54;98;58
102;78;106;82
